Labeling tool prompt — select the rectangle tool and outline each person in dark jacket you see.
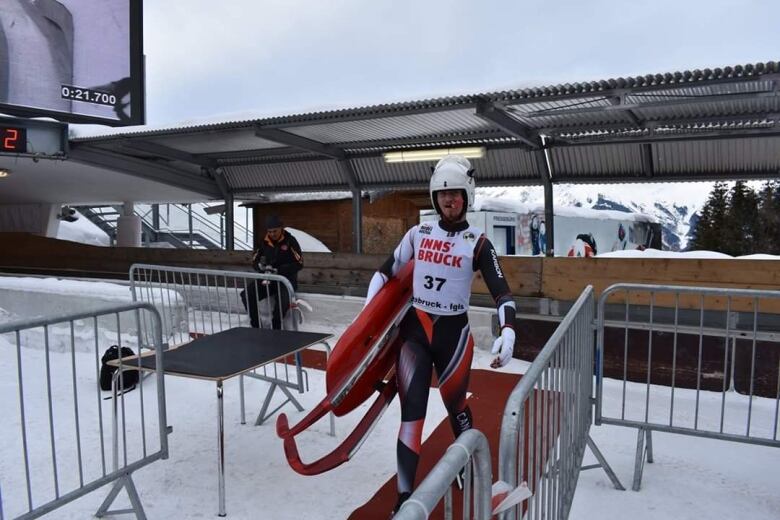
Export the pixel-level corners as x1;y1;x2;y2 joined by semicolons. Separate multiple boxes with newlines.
242;215;304;329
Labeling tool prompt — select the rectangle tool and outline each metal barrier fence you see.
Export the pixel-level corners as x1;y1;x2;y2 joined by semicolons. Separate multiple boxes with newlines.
395;429;493;520
128;264;329;428
499;286;623;520
595;283;780;490
0;302;168;520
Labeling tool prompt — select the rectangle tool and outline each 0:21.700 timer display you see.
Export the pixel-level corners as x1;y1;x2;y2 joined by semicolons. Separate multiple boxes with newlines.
0;126;27;153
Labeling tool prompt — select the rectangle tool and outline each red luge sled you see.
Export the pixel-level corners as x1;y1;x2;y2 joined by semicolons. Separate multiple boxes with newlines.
276;262;414;475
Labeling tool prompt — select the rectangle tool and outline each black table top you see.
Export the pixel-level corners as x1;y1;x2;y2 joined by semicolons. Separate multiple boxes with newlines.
134;327;331;381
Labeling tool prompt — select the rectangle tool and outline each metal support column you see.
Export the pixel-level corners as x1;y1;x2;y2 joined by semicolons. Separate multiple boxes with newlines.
543;176;554;257
224;192;235;251
213;168;235;251
352;189;362;254
534;148;555;256
187;204;193;248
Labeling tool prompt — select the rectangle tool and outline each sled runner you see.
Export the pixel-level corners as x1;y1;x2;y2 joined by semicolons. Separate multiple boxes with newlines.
277;262;414;475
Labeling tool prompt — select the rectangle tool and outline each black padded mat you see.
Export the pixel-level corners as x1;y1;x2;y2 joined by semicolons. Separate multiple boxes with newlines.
136;327;331;381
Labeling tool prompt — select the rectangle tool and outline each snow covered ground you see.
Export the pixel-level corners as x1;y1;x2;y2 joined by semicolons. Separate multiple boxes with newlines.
1;279;779;519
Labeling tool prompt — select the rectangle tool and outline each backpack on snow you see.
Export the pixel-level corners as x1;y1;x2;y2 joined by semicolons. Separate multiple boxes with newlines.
99;345;140;392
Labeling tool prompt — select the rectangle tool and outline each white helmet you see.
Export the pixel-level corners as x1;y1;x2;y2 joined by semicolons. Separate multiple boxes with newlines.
429;154;475;215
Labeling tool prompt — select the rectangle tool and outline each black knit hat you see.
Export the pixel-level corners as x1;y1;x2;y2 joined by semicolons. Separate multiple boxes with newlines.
265;214;283;228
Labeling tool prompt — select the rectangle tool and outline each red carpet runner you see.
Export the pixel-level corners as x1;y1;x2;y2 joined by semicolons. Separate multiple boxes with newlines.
295;350;522;518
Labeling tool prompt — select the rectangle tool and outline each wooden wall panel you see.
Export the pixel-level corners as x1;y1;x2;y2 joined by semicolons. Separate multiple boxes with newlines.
472;257;543;298
248;191;427;254
540;257;780;312
2;233;777;313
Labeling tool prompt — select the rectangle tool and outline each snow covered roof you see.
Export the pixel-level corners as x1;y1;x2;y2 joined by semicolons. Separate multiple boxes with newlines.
67;61;780;198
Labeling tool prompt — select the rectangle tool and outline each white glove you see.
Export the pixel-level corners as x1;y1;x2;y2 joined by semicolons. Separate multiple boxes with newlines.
490;327;515;368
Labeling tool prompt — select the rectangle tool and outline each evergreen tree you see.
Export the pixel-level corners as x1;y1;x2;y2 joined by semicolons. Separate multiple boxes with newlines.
758;181;780;254
725;181;760;256
690;182;728;251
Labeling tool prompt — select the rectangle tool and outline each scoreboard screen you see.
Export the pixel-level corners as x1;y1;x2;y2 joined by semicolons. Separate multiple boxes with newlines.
0;0;144;126
0;126;26;154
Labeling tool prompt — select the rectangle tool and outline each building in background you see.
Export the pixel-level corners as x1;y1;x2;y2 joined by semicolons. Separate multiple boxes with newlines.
421;207;661;257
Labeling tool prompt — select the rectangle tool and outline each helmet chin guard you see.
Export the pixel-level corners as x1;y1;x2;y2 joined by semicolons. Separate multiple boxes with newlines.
429;154;475;217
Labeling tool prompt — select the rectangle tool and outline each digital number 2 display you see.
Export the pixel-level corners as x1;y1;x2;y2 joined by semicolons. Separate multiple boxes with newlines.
0;127;27;153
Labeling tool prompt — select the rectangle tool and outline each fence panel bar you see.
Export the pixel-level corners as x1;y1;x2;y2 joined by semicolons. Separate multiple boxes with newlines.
0;302;168;520
595;283;780;491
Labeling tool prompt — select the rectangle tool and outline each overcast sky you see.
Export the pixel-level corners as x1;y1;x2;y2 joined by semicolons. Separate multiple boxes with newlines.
140;0;779;125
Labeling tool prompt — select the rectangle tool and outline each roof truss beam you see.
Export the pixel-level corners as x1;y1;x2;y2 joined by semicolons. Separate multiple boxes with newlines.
475;99;540;148
609;95;643;126
120;139;219;169
254;126;362;190
254;127;346;159
203;130;509;165
338;159;361;192
69;144;222;198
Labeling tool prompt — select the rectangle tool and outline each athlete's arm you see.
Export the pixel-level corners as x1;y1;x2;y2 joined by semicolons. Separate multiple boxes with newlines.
473;236;517;367
364;226;416;307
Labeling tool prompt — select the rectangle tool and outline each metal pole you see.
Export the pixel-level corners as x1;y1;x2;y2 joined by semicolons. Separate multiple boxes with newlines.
152;204;160;232
224;193;235;251
352;189;362;254
543;179;554;257
217;380;226;517
534;147;555;257
245;206;249;243
188;204;193;248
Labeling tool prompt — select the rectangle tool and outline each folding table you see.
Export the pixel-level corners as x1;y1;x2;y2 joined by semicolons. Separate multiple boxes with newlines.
132;327;331;516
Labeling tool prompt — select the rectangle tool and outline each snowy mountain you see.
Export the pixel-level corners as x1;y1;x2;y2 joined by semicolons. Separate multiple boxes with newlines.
477;182;714;251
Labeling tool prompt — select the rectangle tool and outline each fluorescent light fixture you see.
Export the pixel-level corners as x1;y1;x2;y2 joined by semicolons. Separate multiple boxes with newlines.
383;146;485;163
0;168;10;178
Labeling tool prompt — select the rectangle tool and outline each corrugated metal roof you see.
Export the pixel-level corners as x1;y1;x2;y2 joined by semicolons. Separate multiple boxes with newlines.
551;144;645;179
70;61;780;195
284;108;490;144
654;136;780;176
224;159;346;191
74;61;779;140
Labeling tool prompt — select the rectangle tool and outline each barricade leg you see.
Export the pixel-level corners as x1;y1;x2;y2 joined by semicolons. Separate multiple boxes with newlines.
255;382;304;426
632;428;652;491
240;374;246;425
646;429;654;463
585;435;625;490
95;475;147;519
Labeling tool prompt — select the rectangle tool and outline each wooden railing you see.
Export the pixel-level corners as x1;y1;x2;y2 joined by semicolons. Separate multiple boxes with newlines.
2;232;778;311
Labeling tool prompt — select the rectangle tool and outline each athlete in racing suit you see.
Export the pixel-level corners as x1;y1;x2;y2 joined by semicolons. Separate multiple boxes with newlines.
364;155;517;514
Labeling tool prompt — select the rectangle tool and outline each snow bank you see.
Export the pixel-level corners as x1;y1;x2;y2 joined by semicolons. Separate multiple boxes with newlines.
286;226;330;252
0;277;186;346
598;248;780;260
56;210;110;246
